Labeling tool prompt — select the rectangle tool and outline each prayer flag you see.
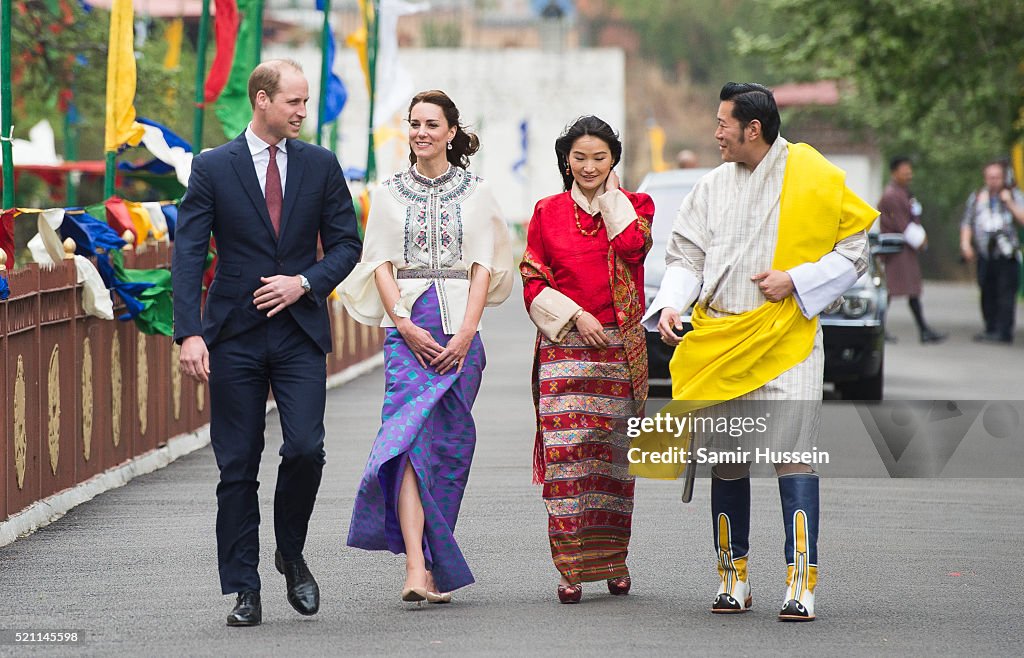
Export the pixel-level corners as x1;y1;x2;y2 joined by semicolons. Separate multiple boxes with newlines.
163;18;184;70
345;0;372;94
647;122;668;173
205;0;241;105
317;0;348;124
214;0;261;139
104;0;146;151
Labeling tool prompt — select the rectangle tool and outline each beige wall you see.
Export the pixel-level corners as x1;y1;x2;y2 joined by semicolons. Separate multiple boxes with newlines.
266;44;626;224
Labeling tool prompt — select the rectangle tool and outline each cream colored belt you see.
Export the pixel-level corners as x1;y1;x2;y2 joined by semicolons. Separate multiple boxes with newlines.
396;269;468;280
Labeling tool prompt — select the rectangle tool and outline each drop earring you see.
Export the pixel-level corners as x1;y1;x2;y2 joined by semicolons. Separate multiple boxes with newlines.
447;141;453;150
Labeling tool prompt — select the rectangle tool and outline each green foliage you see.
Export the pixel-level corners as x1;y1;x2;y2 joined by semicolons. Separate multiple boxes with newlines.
8;1;232;205
735;0;1024;273
604;0;770;83
422;20;463;48
11;1;203;164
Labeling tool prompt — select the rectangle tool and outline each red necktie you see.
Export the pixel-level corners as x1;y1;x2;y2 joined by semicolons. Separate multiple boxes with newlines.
265;144;283;236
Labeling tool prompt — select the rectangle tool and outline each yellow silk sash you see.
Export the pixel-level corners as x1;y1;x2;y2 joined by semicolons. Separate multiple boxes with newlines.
670;142;877;401
630;142;878;478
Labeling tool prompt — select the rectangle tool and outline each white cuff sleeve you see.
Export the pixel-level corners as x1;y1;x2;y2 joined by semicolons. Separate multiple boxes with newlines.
528;287;583;343
788;252;859;318
641;266;701;330
596;188;638;240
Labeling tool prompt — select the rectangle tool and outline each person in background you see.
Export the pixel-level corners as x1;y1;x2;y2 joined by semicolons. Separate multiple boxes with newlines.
677;148;699;169
960;160;1024;344
877;156;946;344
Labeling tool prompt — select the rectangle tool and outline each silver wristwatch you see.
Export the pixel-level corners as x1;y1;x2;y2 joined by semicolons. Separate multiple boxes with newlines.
298;274;311;294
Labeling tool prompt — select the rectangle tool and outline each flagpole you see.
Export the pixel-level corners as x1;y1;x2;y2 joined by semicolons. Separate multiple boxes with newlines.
193;0;212;152
254;0;265;63
1;0;14;208
365;0;380;182
63;98;79;205
316;0;332;147
104;152;116;199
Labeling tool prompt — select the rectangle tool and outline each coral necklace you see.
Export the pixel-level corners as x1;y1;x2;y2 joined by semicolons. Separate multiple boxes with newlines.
574;202;603;236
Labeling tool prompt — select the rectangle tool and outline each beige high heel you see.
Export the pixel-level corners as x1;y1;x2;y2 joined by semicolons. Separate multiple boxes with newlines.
401;586;427;603
425;590;452;604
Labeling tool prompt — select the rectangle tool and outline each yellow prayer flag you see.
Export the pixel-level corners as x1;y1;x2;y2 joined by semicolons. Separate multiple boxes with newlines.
346;0;373;94
374;121;406;146
1012;142;1023;189
163;18;184;70
345;30;370;94
105;0;146;152
648;123;668;173
124;200;156;242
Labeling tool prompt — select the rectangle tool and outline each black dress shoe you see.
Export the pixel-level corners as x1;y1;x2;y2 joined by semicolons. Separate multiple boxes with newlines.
226;590;261;627
919;328;948;344
275;550;320;615
973;331;1012;344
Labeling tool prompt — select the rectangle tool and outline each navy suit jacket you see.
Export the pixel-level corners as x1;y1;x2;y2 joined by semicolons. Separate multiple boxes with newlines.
172;133;362;352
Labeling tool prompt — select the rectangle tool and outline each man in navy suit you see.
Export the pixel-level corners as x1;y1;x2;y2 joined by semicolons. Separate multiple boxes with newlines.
172;60;361;626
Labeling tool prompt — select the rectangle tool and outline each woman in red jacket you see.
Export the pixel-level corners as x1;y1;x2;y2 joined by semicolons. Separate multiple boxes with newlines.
521;116;655;604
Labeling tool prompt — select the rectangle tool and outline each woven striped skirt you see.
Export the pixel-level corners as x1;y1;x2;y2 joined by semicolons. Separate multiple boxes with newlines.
536;328;636;585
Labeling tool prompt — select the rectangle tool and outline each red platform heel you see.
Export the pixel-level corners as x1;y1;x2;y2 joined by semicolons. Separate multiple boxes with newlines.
557;582;583;604
607;576;631;596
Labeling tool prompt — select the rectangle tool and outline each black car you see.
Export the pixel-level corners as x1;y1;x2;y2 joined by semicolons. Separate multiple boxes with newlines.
638;169;900;401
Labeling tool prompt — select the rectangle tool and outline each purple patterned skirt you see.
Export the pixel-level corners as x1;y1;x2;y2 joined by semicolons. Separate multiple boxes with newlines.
346;285;484;593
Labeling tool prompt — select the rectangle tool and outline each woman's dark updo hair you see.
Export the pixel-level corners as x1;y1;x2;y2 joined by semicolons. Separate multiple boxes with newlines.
554;116;623;191
407;90;480;169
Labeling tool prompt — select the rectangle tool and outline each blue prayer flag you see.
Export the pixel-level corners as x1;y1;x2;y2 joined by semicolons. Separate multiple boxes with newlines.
161;204;178;241
512;119;528;181
317;0;348;123
60;211;127;256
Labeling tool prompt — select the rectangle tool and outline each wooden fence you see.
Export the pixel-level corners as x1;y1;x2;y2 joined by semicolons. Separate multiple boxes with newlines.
0;243;382;524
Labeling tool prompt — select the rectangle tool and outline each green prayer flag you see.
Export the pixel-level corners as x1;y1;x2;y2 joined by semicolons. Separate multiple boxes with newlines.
215;0;262;139
85;202;106;219
111;250;174;336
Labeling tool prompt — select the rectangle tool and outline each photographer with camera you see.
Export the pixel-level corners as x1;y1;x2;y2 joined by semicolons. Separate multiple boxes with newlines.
960;160;1024;344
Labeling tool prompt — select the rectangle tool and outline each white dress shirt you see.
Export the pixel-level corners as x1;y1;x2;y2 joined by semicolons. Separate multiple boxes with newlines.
244;123;288;197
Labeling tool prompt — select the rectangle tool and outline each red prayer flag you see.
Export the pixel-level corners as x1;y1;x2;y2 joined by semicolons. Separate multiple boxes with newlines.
204;0;240;105
0;209;16;268
104;197;138;243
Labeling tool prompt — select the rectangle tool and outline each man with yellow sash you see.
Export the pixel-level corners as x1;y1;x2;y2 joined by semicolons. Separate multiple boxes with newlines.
641;83;878;622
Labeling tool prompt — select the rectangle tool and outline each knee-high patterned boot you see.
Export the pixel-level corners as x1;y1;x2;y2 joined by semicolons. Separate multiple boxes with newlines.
778;473;819;621
711;475;751;613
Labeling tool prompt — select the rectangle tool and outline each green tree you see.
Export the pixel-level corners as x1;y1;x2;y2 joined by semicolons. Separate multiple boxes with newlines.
735;0;1024;273
10;1;205;204
603;0;769;83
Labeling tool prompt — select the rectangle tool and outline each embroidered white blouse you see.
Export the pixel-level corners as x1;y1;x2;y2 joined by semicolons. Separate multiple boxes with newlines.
339;165;515;334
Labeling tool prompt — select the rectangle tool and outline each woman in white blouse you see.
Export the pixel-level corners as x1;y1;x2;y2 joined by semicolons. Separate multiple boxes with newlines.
340;90;513;603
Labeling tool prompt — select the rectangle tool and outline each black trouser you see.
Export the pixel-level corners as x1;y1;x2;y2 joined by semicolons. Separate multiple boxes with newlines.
208;312;328;594
977;255;1019;341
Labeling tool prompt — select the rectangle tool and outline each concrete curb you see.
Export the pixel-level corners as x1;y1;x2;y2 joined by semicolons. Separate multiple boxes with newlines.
0;352;385;548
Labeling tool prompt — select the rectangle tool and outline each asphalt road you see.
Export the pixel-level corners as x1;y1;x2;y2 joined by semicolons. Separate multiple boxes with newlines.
1;280;1022;656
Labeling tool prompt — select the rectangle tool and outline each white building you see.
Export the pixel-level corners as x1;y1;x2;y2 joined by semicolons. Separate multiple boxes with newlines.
266;44;626;224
